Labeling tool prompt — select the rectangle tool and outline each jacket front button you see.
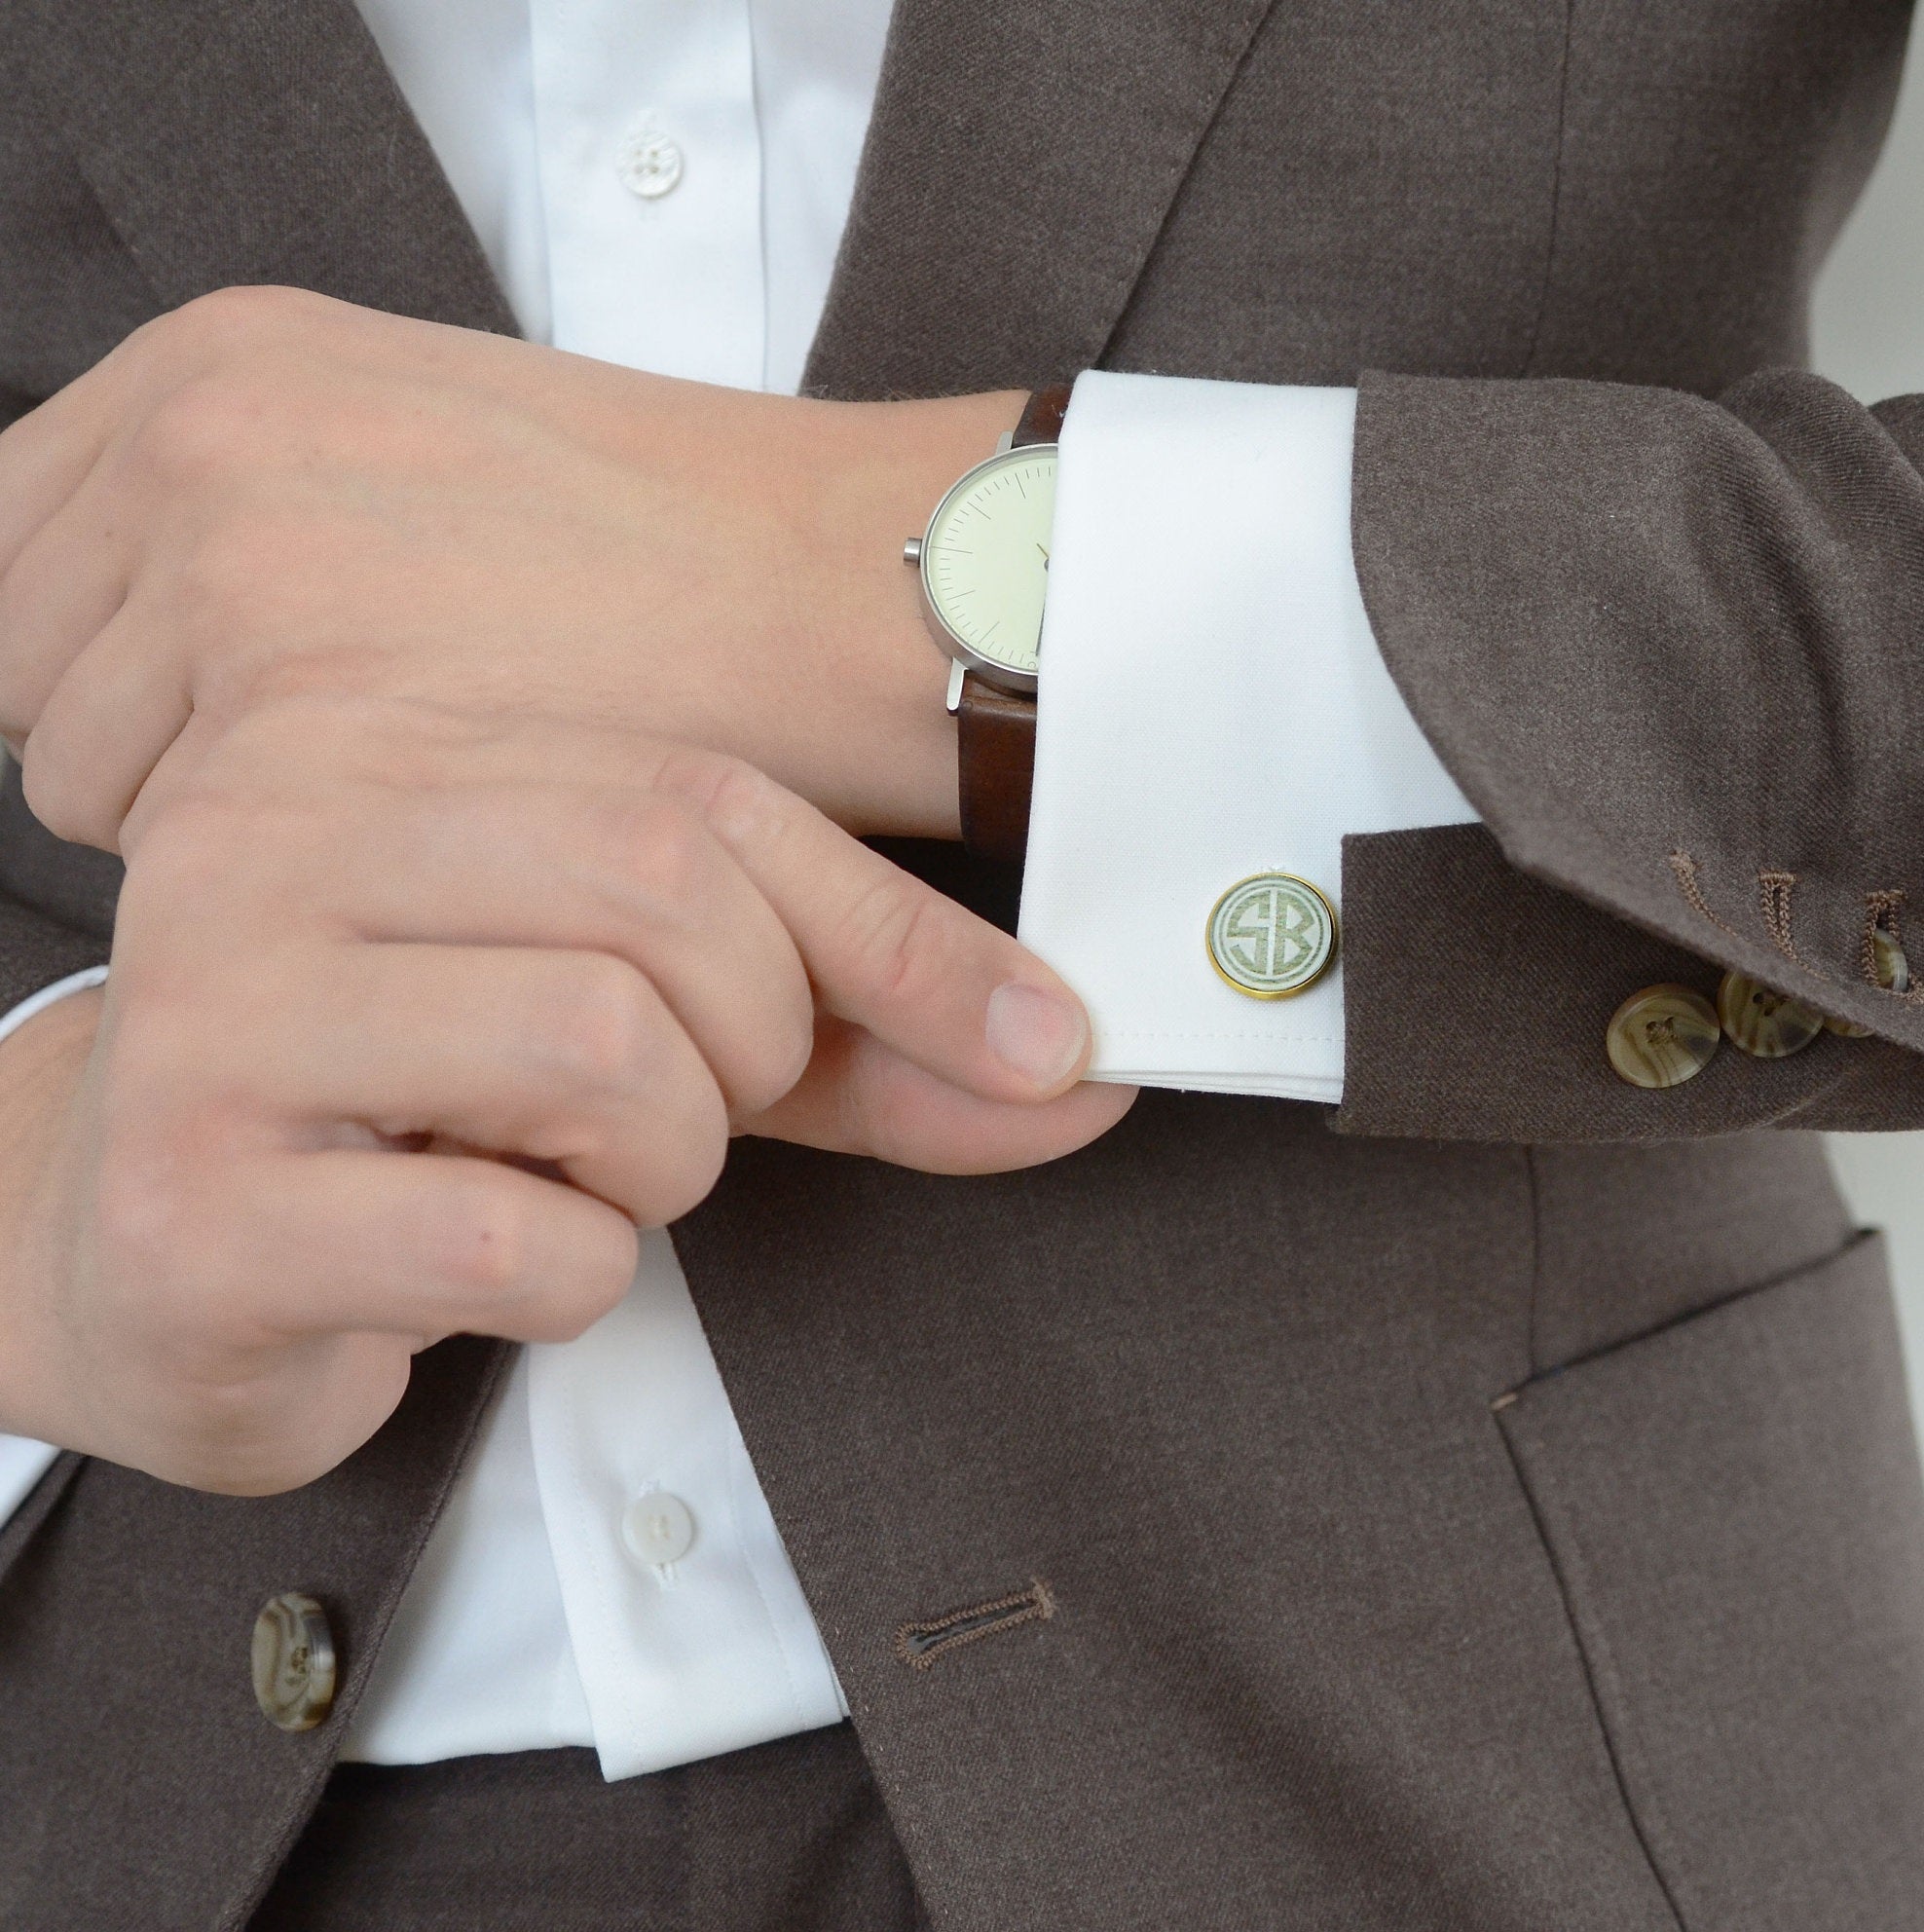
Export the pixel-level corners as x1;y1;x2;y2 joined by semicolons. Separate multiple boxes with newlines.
1607;984;1721;1088
252;1592;337;1732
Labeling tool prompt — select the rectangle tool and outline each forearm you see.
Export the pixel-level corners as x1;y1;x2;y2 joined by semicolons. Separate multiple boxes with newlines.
0;296;1018;853
684;382;1022;839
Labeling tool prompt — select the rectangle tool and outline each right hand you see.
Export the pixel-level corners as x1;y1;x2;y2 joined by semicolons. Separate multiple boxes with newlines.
0;698;1132;1493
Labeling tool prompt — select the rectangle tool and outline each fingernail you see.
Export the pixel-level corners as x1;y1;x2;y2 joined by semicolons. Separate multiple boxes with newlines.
984;982;1089;1090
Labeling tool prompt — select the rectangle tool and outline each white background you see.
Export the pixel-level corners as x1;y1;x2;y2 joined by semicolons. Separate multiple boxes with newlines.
1811;35;1924;1429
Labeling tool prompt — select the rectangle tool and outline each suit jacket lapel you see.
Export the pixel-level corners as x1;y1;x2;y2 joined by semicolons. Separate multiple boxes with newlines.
804;0;1277;399
34;0;1269;389
24;0;513;333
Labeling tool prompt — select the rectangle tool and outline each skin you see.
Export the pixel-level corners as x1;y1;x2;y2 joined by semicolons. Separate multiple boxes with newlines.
0;284;1013;844
0;289;1138;1487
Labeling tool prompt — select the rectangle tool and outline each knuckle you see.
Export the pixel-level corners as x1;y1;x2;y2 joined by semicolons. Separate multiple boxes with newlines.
18;728;113;848
683;751;789;846
610;797;710;911
92;1152;190;1289
841;876;947;1008
545;956;658;1092
129;375;262;490
164;283;327;360
90;1099;250;1295
209;641;357;718
123;786;256;896
422;1180;534;1300
166;521;286;650
524;1223;640;1343
645;1109;729;1228
733;993;816;1117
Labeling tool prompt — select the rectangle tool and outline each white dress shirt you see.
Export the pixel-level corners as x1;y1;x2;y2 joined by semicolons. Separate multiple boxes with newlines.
0;0;1474;1779
1026;374;1476;1100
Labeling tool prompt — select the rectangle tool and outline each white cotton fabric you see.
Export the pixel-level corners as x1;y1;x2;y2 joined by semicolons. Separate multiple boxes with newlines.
347;1234;847;1777
1023;374;1478;1101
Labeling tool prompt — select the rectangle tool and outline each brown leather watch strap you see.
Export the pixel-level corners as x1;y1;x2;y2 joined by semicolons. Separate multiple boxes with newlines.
957;674;1037;864
953;384;1065;863
1014;382;1071;448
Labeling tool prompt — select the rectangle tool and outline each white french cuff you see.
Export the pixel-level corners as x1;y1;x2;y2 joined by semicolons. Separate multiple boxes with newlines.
0;966;110;1531
1018;373;1478;1102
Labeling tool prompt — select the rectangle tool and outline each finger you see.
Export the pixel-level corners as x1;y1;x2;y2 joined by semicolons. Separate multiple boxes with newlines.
117;1327;422;1498
680;759;1094;1103
224;943;730;1228
21;590;194;848
743;1018;1138;1174
0;465;137;743
302;783;815;1119
213;1148;641;1345
0;377;125;586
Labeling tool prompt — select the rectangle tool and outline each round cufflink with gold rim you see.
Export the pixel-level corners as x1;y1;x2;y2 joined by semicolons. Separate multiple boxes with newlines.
1206;873;1338;999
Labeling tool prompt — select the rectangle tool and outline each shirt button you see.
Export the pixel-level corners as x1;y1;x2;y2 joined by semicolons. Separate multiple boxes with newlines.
621;1491;696;1568
616;122;684;200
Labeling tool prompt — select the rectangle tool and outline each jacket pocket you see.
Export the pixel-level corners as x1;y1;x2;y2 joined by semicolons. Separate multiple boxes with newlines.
1497;1232;1924;1932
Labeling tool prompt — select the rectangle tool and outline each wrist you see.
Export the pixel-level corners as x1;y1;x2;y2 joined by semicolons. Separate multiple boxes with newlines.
784;388;1026;839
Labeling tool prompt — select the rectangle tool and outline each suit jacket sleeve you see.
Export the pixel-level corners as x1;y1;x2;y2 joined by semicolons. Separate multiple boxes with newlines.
1338;369;1924;1142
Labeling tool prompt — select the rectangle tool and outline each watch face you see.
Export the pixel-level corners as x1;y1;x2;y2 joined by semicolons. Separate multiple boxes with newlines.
920;447;1055;688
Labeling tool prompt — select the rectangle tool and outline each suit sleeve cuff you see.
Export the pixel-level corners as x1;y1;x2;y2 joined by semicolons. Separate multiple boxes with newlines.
1017;370;1476;1102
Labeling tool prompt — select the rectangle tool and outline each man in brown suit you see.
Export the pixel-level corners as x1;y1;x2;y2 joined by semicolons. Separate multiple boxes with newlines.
3;1;1924;1927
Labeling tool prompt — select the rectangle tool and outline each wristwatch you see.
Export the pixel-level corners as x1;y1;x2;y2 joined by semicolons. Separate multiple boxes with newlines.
903;384;1069;862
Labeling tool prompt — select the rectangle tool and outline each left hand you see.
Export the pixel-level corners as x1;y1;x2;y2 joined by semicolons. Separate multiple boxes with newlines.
0;285;1018;852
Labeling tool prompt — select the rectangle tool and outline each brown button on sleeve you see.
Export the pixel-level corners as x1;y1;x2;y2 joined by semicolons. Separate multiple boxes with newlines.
1607;984;1722;1088
1717;973;1824;1059
1828;928;1910;1035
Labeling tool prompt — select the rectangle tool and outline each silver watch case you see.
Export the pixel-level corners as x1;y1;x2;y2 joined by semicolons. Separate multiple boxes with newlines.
903;430;1052;707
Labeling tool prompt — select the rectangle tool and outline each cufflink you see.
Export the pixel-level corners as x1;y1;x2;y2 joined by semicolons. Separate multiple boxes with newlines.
1206;873;1338;998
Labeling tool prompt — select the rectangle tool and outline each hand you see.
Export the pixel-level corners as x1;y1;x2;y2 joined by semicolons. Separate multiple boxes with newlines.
0;285;1017;852
0;697;1131;1492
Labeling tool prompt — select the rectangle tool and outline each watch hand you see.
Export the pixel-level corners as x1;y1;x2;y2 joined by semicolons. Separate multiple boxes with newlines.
1036;542;1051;568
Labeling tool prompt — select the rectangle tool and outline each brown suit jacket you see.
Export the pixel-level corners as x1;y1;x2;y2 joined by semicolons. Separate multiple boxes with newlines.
3;3;1924;1928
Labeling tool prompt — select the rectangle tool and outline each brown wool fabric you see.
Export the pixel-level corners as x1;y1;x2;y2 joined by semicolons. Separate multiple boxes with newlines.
4;2;1924;1929
247;1728;931;1932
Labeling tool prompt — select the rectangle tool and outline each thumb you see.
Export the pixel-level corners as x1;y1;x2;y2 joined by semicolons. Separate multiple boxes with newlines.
738;1018;1136;1174
680;758;1095;1105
